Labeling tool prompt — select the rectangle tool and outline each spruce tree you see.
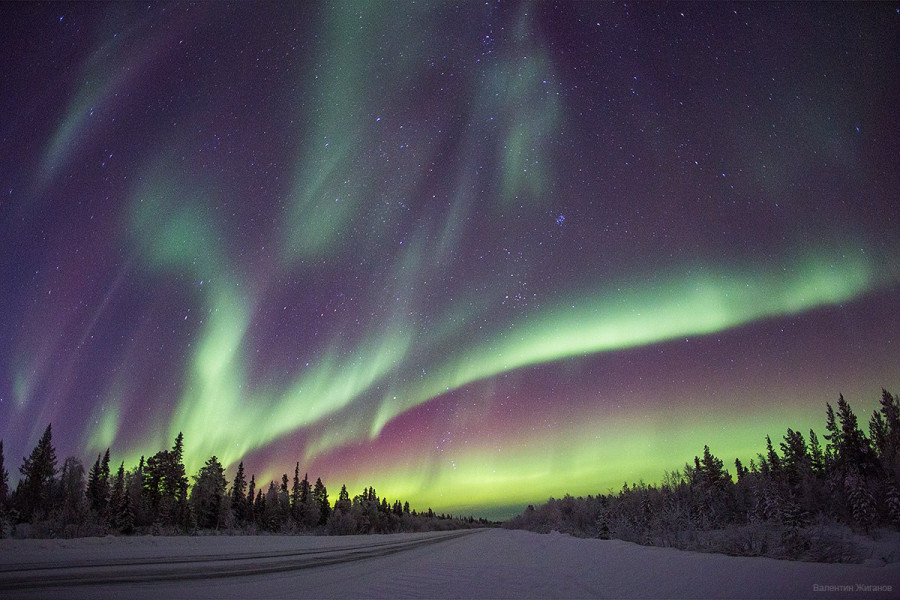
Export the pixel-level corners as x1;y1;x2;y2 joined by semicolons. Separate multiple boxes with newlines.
780;429;810;491
110;462;125;528
0;441;7;539
300;473;311;504
808;430;825;476
143;450;167;522
263;482;279;531
279;473;291;524
58;456;86;525
846;469;876;532
169;433;190;529
301;474;318;528
170;433;188;503
86;454;101;511
18;424;58;521
0;440;8;513
877;390;900;477
119;487;135;534
699;445;727;489
254;488;264;523
824;402;840;465
126;456;146;527
246;475;256;523
313;477;330;525
190;456;228;530
870;411;888;458
335;484;351;513
100;449;111;498
89;448;111;519
143;433;190;528
764;436;781;477
231;461;247;524
291;463;302;523
885;477;900;527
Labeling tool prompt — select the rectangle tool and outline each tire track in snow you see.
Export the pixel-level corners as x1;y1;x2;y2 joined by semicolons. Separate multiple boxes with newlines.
0;529;484;592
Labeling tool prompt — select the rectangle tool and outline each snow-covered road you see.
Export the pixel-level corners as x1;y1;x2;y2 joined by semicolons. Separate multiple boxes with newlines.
1;529;898;599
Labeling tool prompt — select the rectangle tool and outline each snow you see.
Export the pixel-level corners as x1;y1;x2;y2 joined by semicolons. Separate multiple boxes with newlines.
1;529;898;599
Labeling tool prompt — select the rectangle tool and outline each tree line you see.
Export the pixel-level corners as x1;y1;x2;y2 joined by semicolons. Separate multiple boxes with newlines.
0;430;489;538
505;390;900;562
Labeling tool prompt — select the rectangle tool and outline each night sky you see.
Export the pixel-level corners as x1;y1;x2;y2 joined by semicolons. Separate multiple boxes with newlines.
2;2;899;519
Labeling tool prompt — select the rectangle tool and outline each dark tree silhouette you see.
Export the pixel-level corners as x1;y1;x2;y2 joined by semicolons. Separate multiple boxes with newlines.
313;477;330;525
57;456;86;527
246;474;256;524
17;424;58;521
230;461;248;524
110;461;126;530
507;390;900;561
143;433;190;528
0;440;8;521
290;463;302;524
86;449;111;517
190;456;229;530
125;456;147;527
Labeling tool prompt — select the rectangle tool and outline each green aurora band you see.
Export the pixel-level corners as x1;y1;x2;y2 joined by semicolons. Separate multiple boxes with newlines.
114;166;896;502
30;2;892;515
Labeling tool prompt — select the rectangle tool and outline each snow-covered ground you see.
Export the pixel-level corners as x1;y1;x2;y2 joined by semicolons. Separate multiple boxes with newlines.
1;528;898;599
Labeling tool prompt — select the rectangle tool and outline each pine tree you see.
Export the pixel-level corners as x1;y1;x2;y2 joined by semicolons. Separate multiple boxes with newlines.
190;456;229;530
313;477;330;525
808;430;825;476
100;448;111;503
144;450;169;523
780;429;810;491
84;449;111;521
699;445;727;489
142;433;190;528
835;395;875;478
110;462;125;529
846;469;876;532
824;401;840;465
86;453;106;515
253;487;264;524
58;456;86;525
119;487;135;534
279;473;291;525
170;433;190;528
167;433;191;530
764;436;782;477
231;461;247;524
0;440;8;515
263;482;279;531
18;424;58;521
126;456;146;527
301;474;318;528
335;484;351;513
246;475;256;523
870;410;888;458
300;473;311;504
885;477;900;528
877;390;900;478
291;464;302;524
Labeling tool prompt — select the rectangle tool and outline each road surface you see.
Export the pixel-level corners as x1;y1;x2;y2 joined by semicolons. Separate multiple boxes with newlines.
1;528;898;598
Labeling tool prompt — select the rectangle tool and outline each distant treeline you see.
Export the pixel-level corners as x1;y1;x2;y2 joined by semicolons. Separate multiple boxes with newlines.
505;390;900;562
0;430;490;539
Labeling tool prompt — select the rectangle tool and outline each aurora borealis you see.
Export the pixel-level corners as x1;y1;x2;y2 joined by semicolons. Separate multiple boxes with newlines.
2;2;899;519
